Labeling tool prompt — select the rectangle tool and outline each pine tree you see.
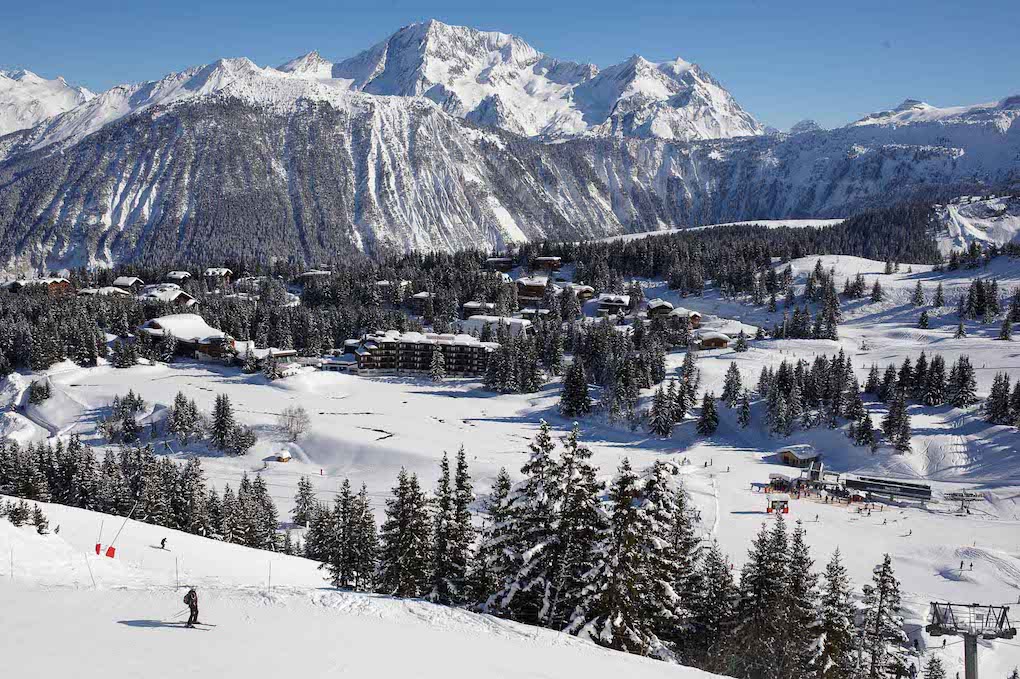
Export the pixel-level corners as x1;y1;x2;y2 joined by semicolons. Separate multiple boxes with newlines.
568;458;666;657
429;347;447;381
817;549;858;679
734;329;749;352
697;392;719;435
783;521;820;678
932;282;945;307
690;541;739;670
954;320;966;339
883;392;912;453
293;476;317;527
378;468;431;598
984;373;1013;425
922;657;946;679
918;310;929;329
427;453;458;604
999;316;1013;341
738;390;752;429
722;362;743;407
871;280;884;303
242;346;258;373
560;359;592;417
860;554;909;679
731;517;790;678
210;394;236;452
910;281;925;307
472;468;515;608
948;356;978;408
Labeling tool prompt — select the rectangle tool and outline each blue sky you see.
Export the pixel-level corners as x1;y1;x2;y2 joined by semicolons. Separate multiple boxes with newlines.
5;0;1018;130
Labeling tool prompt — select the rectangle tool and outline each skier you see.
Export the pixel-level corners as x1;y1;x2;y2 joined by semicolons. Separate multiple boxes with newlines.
160;537;167;550
183;587;199;628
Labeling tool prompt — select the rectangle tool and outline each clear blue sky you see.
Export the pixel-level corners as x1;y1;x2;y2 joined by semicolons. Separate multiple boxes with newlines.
5;0;1018;130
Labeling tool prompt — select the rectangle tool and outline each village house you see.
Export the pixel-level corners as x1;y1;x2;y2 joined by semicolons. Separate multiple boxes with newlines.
295;269;331;286
462;301;496;318
165;270;192;284
461;315;534;338
697;331;731;349
669;307;702;328
342;330;499;376
78;286;131;298
138;313;233;358
531;256;562;272
410;291;435;315
232;340;299;370
137;283;198;308
515;276;551;305
596;293;631;317
563;283;595;303
112;276;145;293
646;298;674;317
6;278;74;295
203;267;233;288
517;308;553;322
778;445;822;469
484;257;514;273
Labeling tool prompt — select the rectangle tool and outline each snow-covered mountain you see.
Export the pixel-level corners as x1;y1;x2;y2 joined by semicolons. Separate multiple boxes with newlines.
298;20;764;141
852;96;1020;133
0;69;94;136
933;194;1020;254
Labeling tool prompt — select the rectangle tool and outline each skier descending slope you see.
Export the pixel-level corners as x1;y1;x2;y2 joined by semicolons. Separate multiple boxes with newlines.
184;588;199;628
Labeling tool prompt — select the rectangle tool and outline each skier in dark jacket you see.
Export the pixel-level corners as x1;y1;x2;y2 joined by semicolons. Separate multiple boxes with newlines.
184;588;199;628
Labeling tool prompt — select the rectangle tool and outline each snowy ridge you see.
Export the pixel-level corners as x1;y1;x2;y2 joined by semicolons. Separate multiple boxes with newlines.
852;96;1020;133
933;195;1020;254
0;69;94;136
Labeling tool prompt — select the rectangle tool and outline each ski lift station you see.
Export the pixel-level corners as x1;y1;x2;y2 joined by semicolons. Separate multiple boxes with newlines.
766;494;790;514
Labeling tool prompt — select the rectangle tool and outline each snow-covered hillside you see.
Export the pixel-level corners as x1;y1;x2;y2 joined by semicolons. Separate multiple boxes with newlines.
933;195;1020;254
0;69;93;136
0;500;717;679
852;96;1020;133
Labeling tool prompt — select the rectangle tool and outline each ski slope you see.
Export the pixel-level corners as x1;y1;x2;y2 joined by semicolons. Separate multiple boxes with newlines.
0;499;717;679
3;254;1020;676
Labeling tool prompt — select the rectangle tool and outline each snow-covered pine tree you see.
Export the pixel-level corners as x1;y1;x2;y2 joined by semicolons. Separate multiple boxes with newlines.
242;346;258;373
427;453;458;604
697;392;719;435
860;554;910;679
999;316;1013;341
984;373;1013;424
648;386;674;437
954;320;966;338
734;329;749;352
722;362;743;407
429;347;447;381
932;282;945;307
738;390;752;428
817;549;859;679
210;394;237;452
378;468;431;598
560;358;592;417
349;483;378;591
292;475;317;527
871;280;884;303
910;282;925;307
948;356;978;407
472;468;515;609
568;458;666;657
689;540;739;670
781;520;821;678
322;479;355;588
922;656;946;679
918;310;929;329
883;392;912;453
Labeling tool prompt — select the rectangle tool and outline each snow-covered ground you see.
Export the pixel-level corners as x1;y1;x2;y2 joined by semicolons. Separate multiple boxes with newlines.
3;254;1020;676
596;218;846;243
0;500;715;679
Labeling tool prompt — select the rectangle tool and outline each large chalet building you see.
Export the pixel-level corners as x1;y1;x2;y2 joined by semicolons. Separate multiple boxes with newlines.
342;330;499;376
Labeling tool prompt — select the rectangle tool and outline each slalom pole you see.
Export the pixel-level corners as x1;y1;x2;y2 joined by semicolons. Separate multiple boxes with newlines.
83;552;97;589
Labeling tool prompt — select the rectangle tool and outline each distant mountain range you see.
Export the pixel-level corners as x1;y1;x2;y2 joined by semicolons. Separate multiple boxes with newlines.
0;20;1017;272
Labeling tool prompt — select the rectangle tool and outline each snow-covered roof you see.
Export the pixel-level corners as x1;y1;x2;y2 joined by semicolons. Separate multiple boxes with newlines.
112;276;144;287
16;277;70;287
565;283;594;294
533;256;561;263
516;276;550;287
411;291;435;299
780;445;820;460
137;283;197;306
78;286;131;297
232;341;298;359
204;267;232;277
362;329;498;350
697;331;731;342
647;298;673;311
138;314;227;343
297;269;331;278
463;301;496;311
165;270;191;280
461;315;533;337
668;306;702;318
597;293;631;305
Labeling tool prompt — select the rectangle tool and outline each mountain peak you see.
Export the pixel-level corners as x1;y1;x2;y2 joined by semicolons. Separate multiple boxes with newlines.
277;50;334;77
0;68;94;136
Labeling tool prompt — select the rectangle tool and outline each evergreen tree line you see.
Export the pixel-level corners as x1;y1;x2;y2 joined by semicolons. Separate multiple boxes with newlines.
0;437;279;550
0;497;50;534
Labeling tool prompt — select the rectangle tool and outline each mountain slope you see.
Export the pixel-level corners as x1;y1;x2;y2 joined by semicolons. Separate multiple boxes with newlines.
1;499;719;679
1;90;1017;272
933;194;1020;254
0;69;94;136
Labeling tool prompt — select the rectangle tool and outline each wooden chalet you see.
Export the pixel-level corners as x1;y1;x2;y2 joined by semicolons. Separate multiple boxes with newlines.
138;314;233;358
484;257;514;273
646;298;674;317
669;307;702;328
112;276;145;293
778;445;821;469
532;256;562;272
596;293;631;316
697;331;731;349
6;278;73;295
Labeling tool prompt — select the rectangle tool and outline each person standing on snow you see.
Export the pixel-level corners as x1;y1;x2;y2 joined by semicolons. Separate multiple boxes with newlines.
184;587;199;628
160;537;167;550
